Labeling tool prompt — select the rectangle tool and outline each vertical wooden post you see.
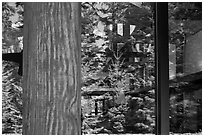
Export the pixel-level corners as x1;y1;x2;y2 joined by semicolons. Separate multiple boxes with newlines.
23;3;81;135
154;2;169;135
95;101;98;115
123;23;130;39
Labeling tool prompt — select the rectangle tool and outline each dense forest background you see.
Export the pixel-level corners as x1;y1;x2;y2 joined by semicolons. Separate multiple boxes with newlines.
2;2;202;134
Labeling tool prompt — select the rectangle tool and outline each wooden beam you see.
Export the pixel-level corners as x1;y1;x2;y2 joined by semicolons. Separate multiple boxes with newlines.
154;2;169;135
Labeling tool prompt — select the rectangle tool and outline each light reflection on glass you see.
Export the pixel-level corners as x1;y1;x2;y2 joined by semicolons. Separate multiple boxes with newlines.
169;2;202;134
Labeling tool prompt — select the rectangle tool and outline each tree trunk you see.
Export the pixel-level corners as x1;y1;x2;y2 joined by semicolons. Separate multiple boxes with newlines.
23;3;81;135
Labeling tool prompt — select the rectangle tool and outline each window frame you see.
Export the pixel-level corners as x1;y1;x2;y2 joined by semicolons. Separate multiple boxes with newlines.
154;2;169;135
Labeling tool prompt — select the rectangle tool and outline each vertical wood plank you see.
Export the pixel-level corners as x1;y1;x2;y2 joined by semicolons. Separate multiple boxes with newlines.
23;2;81;135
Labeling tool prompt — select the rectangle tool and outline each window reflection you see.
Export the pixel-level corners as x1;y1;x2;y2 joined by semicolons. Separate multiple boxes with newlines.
81;2;202;135
169;2;202;134
81;2;155;134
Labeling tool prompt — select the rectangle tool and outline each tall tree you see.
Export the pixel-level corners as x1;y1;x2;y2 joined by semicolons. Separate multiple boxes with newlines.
23;3;81;134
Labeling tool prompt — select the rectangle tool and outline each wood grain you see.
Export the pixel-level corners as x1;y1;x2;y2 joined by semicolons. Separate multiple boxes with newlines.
23;3;81;135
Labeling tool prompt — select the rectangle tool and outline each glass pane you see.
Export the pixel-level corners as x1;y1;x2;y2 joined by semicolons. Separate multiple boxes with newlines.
169;2;202;134
81;2;155;134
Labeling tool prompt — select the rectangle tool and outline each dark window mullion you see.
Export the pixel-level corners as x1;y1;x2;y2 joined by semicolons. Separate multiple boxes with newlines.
154;2;169;135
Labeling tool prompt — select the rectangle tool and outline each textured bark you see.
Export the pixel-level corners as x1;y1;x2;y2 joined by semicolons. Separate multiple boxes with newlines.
23;3;81;135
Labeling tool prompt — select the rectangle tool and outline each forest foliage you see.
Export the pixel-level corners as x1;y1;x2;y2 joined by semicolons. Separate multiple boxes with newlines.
2;2;202;134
